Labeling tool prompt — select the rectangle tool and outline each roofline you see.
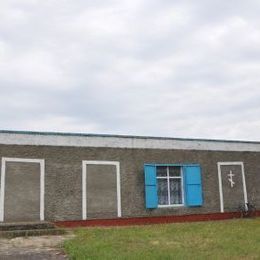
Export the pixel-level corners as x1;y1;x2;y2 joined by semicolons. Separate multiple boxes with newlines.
0;129;259;144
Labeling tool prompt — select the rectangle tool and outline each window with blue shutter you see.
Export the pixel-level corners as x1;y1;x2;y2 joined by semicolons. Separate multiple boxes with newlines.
184;165;203;206
144;163;203;209
144;164;158;209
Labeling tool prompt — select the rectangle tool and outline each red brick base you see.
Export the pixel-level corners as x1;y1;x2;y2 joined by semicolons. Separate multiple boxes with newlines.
55;211;260;228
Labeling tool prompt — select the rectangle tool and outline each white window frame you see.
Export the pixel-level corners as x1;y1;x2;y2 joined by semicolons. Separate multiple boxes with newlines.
82;160;121;220
157;166;184;208
217;161;248;213
0;157;45;222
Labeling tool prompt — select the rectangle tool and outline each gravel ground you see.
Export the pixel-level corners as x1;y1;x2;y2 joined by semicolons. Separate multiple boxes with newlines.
0;233;74;260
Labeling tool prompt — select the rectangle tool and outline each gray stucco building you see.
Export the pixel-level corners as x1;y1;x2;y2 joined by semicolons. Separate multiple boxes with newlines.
0;130;259;223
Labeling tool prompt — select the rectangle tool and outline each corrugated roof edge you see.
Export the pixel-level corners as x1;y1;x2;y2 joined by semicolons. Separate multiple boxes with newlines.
0;130;260;144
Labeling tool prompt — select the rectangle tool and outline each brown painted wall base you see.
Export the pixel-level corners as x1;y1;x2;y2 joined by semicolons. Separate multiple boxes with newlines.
55;211;260;228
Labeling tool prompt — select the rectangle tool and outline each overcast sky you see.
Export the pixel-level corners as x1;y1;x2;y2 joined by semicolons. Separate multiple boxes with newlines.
0;0;260;140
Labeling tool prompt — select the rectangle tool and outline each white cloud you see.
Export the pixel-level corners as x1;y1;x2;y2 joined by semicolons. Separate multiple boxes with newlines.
0;0;260;140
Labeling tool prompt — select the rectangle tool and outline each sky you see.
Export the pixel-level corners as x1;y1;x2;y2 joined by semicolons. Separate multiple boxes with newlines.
0;0;260;140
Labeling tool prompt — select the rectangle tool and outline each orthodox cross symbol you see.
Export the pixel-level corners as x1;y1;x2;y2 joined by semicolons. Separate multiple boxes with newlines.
227;170;235;188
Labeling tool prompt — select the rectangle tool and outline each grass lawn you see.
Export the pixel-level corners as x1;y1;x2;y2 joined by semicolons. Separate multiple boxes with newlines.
64;218;260;259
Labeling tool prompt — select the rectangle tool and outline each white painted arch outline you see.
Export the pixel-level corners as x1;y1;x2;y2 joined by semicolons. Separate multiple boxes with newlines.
82;160;121;220
217;161;248;213
0;157;45;222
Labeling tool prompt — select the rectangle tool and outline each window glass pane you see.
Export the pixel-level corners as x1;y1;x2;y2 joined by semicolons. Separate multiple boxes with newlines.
169;166;181;177
170;179;182;204
157;179;168;205
157;166;167;177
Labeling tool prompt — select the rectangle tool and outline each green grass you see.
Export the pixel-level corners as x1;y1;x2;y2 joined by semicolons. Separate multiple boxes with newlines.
64;218;260;260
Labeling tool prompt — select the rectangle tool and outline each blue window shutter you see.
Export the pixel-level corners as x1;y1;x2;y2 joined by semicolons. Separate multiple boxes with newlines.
184;165;203;206
144;165;158;209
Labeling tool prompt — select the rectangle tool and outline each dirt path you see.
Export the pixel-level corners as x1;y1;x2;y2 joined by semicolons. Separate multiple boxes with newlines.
0;233;74;259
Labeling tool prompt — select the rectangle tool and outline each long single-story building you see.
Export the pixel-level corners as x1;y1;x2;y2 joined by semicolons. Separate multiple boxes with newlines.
0;130;259;225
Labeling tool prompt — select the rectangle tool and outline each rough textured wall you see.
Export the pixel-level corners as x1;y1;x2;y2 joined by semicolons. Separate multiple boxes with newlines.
4;162;40;222
0;144;259;221
86;164;117;219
